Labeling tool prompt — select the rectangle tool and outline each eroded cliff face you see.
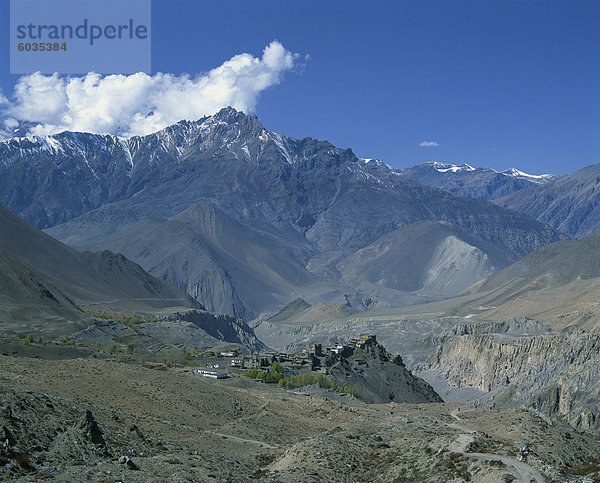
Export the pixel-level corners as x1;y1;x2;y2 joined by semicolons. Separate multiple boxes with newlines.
418;324;600;435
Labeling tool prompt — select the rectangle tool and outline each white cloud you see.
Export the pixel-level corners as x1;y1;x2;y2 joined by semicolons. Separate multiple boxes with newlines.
419;141;440;147
0;41;299;138
3;118;18;129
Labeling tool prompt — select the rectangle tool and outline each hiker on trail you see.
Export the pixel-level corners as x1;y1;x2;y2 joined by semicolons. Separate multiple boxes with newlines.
518;443;529;462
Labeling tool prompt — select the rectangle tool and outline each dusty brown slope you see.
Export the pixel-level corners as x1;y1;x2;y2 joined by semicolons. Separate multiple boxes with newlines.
0;251;89;336
337;221;516;298
453;232;600;326
267;300;358;324
356;231;600;329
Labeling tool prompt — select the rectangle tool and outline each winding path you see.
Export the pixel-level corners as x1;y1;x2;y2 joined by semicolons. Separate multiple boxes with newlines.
447;407;545;483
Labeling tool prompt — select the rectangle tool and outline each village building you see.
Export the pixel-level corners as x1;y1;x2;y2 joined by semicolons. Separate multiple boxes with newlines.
245;355;272;369
331;345;345;355
325;344;346;355
355;334;377;347
193;368;228;379
311;343;323;356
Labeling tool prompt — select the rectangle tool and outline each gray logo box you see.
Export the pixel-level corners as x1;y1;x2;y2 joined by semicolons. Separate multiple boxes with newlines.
10;0;151;74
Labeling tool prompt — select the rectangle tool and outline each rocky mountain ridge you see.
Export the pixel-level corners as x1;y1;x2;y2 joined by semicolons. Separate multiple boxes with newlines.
68;309;267;354
496;163;600;238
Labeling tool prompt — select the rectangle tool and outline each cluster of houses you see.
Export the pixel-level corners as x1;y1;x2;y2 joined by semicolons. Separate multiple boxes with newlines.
193;335;377;380
316;334;377;357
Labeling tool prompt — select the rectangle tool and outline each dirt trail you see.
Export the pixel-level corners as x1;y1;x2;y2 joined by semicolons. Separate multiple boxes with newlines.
447;407;545;483
448;433;474;453
84;297;190;305
204;431;278;449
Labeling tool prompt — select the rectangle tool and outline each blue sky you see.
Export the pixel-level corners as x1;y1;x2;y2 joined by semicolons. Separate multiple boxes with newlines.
1;0;598;174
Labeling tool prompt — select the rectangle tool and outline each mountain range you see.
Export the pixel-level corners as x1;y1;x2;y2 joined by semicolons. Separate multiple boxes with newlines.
398;160;600;239
397;161;560;201
412;233;600;435
0;108;566;319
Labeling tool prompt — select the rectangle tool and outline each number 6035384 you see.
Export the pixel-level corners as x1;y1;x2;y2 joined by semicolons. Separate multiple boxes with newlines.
17;42;67;52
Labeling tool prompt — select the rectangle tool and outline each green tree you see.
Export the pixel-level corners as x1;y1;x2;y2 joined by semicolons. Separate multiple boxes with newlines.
265;370;283;384
247;369;260;379
19;333;34;345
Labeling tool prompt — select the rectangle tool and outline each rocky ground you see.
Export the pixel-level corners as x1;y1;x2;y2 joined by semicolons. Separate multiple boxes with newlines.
1;339;600;482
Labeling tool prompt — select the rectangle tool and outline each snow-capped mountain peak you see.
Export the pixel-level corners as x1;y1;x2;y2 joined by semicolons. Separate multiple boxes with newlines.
428;162;475;173
360;158;391;168
501;168;556;184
